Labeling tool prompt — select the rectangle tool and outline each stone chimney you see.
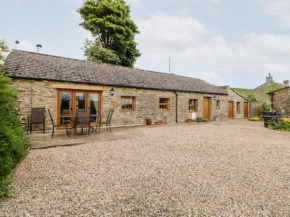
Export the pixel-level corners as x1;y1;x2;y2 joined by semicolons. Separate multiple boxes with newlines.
266;73;273;83
284;80;289;87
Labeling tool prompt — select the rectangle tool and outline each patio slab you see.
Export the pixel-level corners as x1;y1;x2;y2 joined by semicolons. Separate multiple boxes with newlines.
30;126;146;149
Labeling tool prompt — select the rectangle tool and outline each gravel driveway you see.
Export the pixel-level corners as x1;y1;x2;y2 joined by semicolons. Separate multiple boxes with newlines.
1;120;290;216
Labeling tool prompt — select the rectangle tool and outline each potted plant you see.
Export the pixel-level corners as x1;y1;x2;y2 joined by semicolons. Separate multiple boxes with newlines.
186;119;194;123
196;116;202;122
155;120;165;125
146;117;152;125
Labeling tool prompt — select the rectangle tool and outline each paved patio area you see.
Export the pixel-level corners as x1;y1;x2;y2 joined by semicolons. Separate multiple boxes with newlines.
1;120;290;216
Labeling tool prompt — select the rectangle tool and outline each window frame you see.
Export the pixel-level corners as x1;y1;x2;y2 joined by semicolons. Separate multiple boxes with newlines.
159;98;169;111
237;102;241;113
121;96;135;111
216;100;220;109
189;99;198;112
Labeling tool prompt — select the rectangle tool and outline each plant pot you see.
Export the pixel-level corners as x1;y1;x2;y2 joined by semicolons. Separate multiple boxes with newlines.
186;119;194;123
155;121;165;125
146;119;152;125
196;117;202;122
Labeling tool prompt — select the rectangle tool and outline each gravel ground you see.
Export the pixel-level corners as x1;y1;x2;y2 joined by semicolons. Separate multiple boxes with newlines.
1;120;290;216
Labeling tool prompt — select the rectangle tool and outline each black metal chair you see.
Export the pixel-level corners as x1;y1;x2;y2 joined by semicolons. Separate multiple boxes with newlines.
98;108;114;134
27;108;46;134
72;109;91;139
47;108;69;138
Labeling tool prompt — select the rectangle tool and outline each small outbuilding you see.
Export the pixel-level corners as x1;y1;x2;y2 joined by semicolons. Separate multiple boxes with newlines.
269;81;290;118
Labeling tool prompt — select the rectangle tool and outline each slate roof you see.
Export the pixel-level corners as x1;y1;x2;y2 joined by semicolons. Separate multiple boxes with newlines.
4;50;227;95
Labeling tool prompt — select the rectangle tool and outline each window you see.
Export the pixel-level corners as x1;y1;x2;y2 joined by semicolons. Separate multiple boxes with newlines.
237;102;241;113
121;97;135;111
216;100;220;109
159;98;169;110
189;99;198;112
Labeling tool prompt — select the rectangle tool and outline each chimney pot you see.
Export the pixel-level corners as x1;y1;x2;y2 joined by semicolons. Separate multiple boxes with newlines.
266;73;273;83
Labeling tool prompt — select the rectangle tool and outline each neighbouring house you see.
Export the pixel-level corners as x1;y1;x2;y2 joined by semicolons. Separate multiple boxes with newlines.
232;73;286;117
219;86;250;119
4;50;231;130
269;80;290;118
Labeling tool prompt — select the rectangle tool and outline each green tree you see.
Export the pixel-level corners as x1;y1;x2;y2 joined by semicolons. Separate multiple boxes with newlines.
267;80;284;93
0;40;30;199
78;0;141;67
83;38;120;64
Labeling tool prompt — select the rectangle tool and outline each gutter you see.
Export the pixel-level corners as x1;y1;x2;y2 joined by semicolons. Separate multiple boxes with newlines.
175;91;178;123
6;75;229;96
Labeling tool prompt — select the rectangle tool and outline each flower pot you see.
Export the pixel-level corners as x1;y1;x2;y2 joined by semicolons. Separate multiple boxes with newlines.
146;119;152;125
186;119;194;123
196;117;202;122
155;121;165;125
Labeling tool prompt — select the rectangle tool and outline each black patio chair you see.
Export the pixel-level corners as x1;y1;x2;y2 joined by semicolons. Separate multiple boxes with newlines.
98;108;114;134
27;108;46;134
47;108;69;138
72;109;91;139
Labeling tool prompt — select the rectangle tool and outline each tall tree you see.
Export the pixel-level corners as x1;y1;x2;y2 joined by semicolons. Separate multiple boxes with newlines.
78;0;141;67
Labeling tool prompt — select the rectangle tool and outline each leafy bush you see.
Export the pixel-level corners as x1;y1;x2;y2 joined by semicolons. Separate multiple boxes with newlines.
0;73;30;199
248;117;264;121
267;118;290;131
256;102;270;117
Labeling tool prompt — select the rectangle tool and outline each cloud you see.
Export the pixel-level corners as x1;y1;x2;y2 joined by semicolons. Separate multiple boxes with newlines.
135;13;290;87
257;0;290;28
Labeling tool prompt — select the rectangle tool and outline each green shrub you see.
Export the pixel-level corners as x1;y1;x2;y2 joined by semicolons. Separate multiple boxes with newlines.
0;73;30;199
267;119;290;131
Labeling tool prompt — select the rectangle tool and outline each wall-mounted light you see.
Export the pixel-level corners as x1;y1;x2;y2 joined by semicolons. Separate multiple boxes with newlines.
110;88;115;96
213;95;217;101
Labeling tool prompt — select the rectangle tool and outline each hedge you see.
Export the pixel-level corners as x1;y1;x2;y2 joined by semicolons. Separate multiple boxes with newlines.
0;73;30;199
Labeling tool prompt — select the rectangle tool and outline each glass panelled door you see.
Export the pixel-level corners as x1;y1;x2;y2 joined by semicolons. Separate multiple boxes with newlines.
57;90;101;127
58;90;73;127
88;92;100;126
75;92;86;109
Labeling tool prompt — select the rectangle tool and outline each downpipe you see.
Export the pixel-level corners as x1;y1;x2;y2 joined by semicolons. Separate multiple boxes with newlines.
175;91;178;123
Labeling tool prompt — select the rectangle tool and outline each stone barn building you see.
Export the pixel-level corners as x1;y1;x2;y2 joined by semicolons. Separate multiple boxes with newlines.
4;50;233;129
270;82;290;118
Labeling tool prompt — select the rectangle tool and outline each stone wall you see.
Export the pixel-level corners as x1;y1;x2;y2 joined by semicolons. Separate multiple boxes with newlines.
273;88;290;118
10;79;229;129
219;86;249;118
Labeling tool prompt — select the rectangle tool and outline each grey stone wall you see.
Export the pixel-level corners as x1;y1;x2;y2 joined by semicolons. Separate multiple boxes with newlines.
219;86;249;118
10;79;229;128
273;88;290;118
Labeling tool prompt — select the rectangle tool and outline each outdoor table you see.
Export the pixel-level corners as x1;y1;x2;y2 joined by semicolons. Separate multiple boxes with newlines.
60;114;103;136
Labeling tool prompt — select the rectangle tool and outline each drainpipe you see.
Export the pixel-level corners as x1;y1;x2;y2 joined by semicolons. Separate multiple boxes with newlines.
270;92;275;110
174;91;178;123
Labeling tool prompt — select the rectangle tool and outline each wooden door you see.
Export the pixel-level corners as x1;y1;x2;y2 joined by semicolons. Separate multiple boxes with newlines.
228;101;234;118
57;90;102;127
244;102;249;118
87;92;102;127
57;90;73;128
203;97;211;120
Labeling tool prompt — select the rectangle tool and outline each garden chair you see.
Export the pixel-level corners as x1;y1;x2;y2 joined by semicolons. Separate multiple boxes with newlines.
98;108;114;134
27;108;46;134
47;108;69;138
71;109;91;139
